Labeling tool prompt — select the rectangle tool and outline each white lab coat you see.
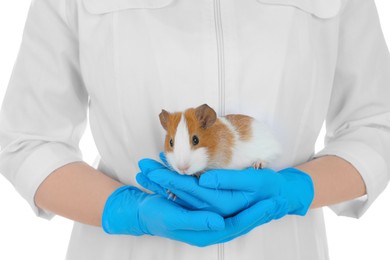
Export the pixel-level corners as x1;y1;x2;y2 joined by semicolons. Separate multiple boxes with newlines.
1;0;390;259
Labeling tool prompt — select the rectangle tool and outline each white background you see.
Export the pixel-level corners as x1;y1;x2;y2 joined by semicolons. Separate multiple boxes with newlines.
0;1;389;259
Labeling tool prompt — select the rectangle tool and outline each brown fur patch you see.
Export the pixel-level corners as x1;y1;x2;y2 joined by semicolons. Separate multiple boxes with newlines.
184;108;234;167
194;104;217;129
224;114;253;141
163;112;182;153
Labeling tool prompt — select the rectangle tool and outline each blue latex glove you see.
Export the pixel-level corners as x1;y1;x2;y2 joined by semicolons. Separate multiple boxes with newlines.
137;158;314;218
102;185;286;247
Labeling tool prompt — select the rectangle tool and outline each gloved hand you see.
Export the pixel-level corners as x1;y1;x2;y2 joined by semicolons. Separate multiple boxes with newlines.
102;185;285;247
137;157;314;218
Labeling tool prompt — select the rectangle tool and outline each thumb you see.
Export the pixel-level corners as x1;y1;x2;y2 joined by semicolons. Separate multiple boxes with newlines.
138;158;166;175
135;173;167;197
199;169;254;190
159;151;173;170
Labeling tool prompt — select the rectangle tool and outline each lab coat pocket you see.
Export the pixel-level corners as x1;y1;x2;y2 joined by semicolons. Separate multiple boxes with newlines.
256;0;341;19
82;0;174;14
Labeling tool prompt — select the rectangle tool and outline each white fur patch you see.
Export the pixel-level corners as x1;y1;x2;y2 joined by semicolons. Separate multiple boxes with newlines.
224;119;281;170
166;115;209;175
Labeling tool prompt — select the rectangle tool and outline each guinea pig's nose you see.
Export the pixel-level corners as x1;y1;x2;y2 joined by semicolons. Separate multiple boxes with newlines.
178;165;190;174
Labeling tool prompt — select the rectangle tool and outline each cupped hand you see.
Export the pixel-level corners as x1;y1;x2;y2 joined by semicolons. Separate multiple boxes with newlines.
102;185;284;247
137;157;314;218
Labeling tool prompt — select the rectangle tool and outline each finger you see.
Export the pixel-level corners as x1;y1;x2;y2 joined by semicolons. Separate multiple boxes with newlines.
147;167;193;185
159;151;173;170
163;199;276;247
270;196;289;220
136;173;167;196
164;186;211;209
234;198;277;224
169;195;202;211
138;158;166;175
137;171;210;210
139;165;213;209
222;198;277;237
148;169;225;203
147;169;201;192
199;168;276;190
167;207;225;231
180;198;278;246
199;169;255;190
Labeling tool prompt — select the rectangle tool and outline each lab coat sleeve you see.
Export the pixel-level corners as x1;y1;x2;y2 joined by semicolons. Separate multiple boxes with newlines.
314;0;390;218
0;0;88;219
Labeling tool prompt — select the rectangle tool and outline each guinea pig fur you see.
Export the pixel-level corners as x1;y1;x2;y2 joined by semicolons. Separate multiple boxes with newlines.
159;104;281;175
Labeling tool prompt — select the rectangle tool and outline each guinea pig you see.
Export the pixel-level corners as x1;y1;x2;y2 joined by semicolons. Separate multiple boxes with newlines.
159;104;281;175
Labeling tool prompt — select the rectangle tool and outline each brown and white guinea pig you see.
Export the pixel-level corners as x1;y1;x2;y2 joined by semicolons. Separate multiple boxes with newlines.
159;104;281;175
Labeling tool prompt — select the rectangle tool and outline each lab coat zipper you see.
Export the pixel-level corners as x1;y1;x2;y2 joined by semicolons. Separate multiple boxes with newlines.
213;0;225;257
214;0;226;117
218;243;225;260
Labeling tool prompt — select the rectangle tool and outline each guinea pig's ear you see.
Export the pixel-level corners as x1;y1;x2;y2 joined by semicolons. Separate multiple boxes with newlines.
159;109;170;131
195;104;217;129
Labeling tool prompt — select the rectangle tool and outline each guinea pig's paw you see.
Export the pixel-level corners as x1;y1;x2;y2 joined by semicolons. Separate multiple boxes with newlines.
253;161;266;169
166;190;177;201
191;172;203;179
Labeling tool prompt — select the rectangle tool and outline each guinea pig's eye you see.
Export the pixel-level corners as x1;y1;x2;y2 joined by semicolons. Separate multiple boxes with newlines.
192;135;199;146
169;138;174;147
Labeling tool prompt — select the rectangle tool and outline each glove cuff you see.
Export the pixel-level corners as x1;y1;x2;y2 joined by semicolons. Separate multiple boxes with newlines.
278;168;314;216
102;185;147;235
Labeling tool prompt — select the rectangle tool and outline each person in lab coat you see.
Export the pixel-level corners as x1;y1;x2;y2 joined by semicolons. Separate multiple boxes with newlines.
0;0;389;259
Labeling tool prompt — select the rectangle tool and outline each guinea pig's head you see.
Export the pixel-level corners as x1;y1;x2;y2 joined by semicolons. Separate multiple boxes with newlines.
159;104;217;175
